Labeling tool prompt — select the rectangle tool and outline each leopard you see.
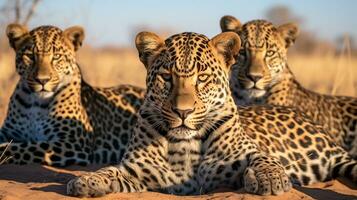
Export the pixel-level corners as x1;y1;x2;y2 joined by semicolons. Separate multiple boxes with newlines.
220;15;357;159
67;31;357;198
0;24;145;166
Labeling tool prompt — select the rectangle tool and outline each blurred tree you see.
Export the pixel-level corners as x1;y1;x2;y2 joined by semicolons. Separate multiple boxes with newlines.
336;34;357;55
0;0;42;25
265;5;334;55
0;0;42;52
265;5;302;25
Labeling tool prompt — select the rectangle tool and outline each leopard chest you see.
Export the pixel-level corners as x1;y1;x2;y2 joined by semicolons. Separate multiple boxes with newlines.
167;140;202;179
22;105;54;141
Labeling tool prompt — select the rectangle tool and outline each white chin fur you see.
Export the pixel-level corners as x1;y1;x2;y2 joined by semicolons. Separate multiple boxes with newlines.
35;91;55;99
242;88;266;99
167;128;198;140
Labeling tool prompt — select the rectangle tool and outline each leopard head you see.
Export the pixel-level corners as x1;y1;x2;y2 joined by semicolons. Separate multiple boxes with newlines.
6;24;84;99
135;31;240;141
220;15;299;99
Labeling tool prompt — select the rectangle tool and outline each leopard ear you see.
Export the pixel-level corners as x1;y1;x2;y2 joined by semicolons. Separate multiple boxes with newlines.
210;32;241;71
63;26;85;51
135;31;164;69
277;23;299;48
6;23;29;51
220;15;242;33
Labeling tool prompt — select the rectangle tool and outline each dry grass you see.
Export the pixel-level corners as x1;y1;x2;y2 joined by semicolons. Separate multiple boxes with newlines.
0;51;17;123
289;53;357;96
0;46;356;125
0;140;12;165
77;47;146;88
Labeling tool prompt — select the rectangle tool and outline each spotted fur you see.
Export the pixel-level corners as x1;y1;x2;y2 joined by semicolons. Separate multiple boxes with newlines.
221;16;357;158
67;31;357;198
0;24;145;166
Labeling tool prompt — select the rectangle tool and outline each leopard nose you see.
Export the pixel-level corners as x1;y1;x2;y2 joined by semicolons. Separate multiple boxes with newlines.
173;108;194;120
34;77;51;85
247;74;263;83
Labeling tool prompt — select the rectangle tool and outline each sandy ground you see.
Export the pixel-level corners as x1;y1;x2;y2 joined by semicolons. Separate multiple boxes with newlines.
0;164;356;200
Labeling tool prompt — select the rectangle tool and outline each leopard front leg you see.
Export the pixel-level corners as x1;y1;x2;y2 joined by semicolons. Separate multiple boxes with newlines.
244;153;292;195
67;166;146;197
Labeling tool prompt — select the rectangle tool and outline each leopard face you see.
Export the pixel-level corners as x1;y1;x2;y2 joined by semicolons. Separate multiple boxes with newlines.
6;24;84;99
220;16;299;99
136;31;240;141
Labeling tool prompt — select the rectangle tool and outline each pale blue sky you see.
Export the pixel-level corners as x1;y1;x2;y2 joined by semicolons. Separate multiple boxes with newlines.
6;0;357;47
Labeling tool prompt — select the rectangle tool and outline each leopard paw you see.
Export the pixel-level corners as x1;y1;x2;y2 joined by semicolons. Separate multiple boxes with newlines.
67;172;114;197
243;166;291;195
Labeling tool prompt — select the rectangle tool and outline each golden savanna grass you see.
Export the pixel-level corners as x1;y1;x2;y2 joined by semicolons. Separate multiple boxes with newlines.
0;45;356;125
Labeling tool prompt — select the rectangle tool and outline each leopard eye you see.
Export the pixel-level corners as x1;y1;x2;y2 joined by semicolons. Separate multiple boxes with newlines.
197;74;210;83
159;73;172;82
266;50;275;57
53;53;61;60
